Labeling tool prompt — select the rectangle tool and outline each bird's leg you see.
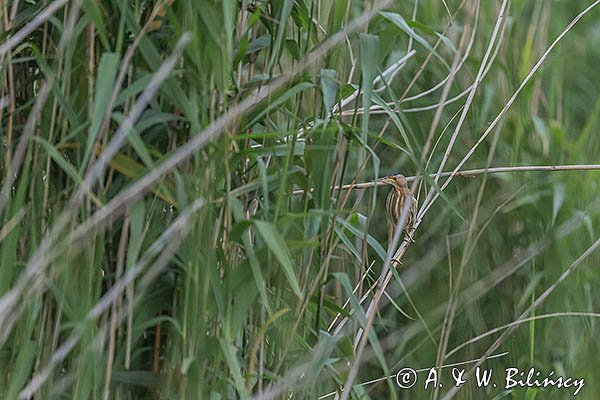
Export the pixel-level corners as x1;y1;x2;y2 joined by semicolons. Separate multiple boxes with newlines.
387;223;402;265
404;229;415;243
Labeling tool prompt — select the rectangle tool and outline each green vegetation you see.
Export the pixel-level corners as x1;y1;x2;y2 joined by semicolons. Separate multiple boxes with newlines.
1;0;600;399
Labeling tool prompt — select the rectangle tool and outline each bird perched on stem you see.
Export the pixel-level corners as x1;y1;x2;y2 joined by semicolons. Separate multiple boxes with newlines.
382;174;417;246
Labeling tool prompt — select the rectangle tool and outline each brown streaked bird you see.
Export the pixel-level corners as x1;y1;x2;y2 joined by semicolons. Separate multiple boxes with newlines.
382;174;417;246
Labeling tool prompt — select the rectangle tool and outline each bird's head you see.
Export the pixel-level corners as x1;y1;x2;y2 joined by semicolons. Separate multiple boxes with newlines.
382;174;408;189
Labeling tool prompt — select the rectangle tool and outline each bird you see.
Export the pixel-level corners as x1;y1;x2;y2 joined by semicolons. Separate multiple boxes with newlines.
382;174;417;246
147;0;175;32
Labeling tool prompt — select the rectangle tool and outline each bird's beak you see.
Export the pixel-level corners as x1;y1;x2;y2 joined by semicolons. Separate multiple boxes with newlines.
381;176;395;184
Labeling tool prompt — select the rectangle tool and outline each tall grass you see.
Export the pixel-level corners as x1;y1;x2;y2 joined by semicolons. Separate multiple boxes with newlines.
1;0;600;399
